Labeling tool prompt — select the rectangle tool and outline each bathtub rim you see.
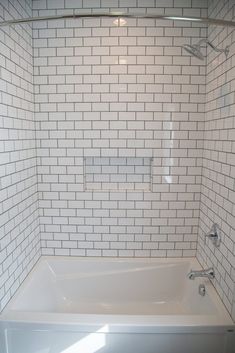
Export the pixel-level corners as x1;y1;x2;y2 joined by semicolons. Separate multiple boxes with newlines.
1;314;235;335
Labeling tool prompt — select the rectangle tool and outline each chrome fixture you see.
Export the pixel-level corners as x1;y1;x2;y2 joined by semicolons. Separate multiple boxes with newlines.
188;267;215;280
205;223;221;247
0;12;235;28
198;284;206;297
183;39;229;60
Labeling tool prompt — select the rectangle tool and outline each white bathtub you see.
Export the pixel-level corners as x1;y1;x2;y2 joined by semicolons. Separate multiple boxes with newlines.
0;256;234;353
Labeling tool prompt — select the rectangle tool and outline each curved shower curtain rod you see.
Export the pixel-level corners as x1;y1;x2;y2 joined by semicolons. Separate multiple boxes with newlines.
0;12;235;28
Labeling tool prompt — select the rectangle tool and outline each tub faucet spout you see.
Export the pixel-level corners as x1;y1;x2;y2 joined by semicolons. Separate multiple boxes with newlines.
188;267;215;280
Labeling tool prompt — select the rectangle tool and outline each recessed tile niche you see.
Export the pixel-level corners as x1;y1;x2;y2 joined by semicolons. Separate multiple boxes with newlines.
84;157;153;192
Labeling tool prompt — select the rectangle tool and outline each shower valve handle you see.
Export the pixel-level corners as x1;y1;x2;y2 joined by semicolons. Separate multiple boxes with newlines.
205;223;221;247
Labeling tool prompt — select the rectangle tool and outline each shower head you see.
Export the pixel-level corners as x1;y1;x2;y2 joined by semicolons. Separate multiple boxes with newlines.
183;44;205;60
183;39;229;60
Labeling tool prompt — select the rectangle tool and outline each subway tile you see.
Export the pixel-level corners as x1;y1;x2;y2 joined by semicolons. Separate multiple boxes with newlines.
2;0;235;321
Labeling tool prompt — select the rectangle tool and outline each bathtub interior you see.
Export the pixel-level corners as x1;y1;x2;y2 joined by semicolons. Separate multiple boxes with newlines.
2;257;231;319
1;256;235;353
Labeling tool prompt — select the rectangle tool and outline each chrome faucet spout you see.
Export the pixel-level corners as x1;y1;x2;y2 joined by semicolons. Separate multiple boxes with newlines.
188;267;215;280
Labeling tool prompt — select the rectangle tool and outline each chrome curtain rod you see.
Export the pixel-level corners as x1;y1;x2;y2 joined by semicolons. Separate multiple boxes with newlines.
0;12;235;28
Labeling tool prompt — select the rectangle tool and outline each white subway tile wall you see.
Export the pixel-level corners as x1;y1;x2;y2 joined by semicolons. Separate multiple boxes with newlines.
0;0;40;312
1;0;235;322
33;0;207;258
197;0;235;321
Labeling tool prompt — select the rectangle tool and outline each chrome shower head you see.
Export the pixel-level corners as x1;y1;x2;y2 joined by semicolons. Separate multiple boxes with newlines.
183;39;229;60
183;44;204;60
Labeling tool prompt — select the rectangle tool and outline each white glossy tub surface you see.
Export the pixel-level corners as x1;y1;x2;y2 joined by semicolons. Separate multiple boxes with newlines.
1;256;234;324
0;256;235;353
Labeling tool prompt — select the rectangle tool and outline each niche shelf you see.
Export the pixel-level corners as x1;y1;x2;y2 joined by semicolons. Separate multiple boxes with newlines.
84;157;153;192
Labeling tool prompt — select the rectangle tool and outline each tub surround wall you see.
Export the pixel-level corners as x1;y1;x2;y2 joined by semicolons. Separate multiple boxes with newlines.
0;0;40;312
33;0;207;257
1;0;235;324
197;0;235;321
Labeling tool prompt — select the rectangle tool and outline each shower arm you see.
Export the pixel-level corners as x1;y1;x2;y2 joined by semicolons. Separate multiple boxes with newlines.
197;38;229;55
